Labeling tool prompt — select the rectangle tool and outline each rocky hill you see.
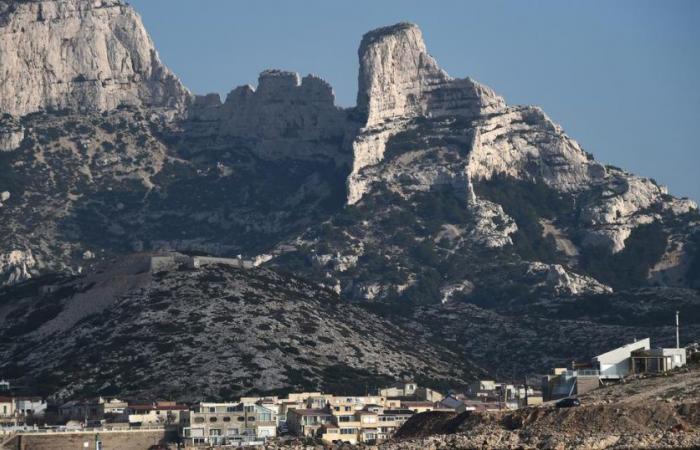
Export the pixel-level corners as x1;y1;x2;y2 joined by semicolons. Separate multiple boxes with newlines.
0;0;699;395
0;254;479;400
375;366;700;450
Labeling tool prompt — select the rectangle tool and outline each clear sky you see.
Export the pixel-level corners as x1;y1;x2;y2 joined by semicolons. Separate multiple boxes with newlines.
130;0;700;202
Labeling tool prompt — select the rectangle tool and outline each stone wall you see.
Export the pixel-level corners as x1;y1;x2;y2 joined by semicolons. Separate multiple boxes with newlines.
4;429;175;450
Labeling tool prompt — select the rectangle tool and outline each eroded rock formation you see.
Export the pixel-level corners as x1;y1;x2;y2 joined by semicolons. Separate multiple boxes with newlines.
0;0;191;117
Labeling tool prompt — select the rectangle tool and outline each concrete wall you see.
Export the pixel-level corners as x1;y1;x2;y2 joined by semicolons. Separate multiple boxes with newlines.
4;429;175;450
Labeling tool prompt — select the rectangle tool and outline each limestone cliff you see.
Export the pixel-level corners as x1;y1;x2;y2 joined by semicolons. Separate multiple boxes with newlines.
348;23;505;204
188;70;353;163
0;0;191;117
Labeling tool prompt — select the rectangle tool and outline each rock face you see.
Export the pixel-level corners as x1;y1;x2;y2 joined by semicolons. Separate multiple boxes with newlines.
0;114;23;151
348;23;505;204
188;70;353;163
0;250;37;285
0;0;191;117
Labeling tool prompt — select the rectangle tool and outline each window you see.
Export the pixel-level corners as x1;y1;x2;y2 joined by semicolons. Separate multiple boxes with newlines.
340;428;356;435
226;406;236;412
344;406;351;411
338;416;352;422
247;416;255;422
209;407;216;413
237;417;245;422
210;429;221;436
194;417;205;424
223;416;231;422
209;417;218;423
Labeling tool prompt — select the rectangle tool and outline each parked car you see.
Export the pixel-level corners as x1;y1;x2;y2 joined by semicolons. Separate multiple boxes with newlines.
555;397;581;408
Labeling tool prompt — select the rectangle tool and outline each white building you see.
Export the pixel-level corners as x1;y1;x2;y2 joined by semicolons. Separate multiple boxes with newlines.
592;338;651;379
14;398;46;418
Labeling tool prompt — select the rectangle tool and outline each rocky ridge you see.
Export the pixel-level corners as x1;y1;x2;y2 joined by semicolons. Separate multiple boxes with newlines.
0;0;191;117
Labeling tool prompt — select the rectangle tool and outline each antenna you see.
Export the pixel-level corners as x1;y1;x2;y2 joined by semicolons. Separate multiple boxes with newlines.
676;310;680;349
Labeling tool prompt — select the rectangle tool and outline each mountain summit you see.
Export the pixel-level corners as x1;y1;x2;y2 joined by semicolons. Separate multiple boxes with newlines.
0;0;190;116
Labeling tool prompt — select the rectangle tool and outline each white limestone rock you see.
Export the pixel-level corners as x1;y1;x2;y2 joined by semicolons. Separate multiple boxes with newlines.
348;23;505;204
468;106;608;192
0;250;37;285
467;199;518;248
526;262;613;296
0;0;191;117
440;280;474;304
188;70;350;163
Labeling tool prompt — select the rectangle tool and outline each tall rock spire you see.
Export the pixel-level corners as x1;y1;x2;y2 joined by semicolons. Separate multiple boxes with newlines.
0;0;191;117
348;22;506;204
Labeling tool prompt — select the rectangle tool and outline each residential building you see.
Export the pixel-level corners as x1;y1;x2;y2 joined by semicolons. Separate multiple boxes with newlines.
543;338;689;400
58;399;104;423
102;398;128;416
415;387;444;403
542;368;601;401
14;397;46;418
630;347;687;374
320;405;415;444
592;338;651;379
379;382;417;398
286;408;333;437
375;408;414;440
127;401;188;426
182;402;276;446
468;380;497;394
0;397;15;421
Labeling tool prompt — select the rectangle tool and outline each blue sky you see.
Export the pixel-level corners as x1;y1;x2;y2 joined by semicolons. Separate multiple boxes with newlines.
130;0;700;201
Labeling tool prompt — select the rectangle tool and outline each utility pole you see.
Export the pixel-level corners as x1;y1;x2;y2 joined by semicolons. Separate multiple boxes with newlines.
676;310;680;349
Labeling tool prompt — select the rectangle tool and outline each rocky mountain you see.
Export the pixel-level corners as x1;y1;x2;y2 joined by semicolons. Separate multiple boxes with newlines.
0;0;191;117
0;254;479;400
1;0;699;396
267;23;699;307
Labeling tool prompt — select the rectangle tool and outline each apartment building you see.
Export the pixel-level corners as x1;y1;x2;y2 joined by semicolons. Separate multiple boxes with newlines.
320;405;415;444
286;408;333;437
127;401;189;426
182;402;276;446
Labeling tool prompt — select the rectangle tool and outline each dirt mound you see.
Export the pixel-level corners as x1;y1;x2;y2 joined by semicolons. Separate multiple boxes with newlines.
397;402;700;441
507;402;696;435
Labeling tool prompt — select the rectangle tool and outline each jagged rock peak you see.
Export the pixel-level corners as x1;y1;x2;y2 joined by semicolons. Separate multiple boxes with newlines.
348;22;506;204
356;22;505;127
0;0;191;117
188;69;348;162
